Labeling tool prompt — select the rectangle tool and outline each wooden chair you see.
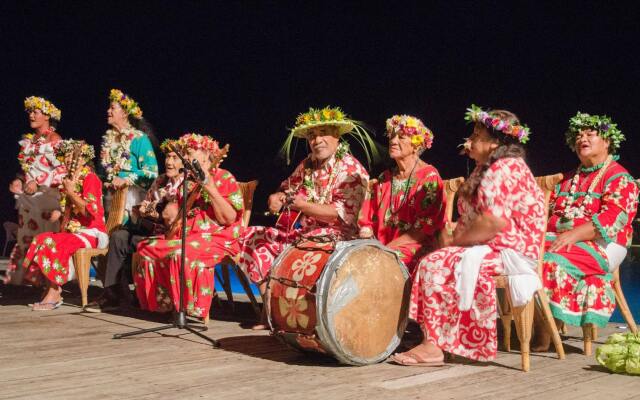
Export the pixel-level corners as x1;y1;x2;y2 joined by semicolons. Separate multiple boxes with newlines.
582;260;638;355
75;187;128;307
495;173;565;371
442;177;465;223
214;180;262;320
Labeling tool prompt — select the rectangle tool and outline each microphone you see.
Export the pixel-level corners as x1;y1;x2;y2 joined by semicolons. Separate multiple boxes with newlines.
191;159;206;182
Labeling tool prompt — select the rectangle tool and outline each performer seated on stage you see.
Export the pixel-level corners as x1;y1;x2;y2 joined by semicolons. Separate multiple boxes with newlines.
22;140;107;311
84;140;184;313
238;107;372;291
358;115;446;273
101;88;158;223
534;113;638;350
5;96;66;285
391;105;544;365
134;133;244;319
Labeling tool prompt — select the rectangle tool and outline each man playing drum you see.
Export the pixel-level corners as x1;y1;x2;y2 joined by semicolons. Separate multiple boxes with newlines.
237;106;373;327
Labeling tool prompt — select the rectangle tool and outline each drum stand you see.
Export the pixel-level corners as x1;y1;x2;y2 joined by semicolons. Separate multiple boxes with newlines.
113;164;220;347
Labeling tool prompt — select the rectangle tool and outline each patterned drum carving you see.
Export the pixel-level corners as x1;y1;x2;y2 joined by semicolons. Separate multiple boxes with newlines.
266;237;410;365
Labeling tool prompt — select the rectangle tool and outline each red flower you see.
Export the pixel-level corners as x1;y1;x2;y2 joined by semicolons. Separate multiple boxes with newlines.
27;219;39;231
22;235;33;244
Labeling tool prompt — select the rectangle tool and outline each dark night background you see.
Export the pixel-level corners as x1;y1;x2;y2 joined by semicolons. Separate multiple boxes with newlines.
1;1;639;232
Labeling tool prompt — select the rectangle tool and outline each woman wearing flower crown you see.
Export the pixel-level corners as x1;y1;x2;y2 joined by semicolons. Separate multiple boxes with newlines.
22;140;107;310
134;133;244;319
101;88;158;223
391;106;545;365
237;106;372;328
358;115;446;273
5;96;67;285
534;113;638;351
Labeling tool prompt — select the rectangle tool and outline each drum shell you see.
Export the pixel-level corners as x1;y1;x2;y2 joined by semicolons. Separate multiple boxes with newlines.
266;239;410;366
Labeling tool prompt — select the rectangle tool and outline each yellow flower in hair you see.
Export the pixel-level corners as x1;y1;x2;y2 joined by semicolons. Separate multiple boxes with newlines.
411;134;424;147
406;117;418;128
322;108;331;119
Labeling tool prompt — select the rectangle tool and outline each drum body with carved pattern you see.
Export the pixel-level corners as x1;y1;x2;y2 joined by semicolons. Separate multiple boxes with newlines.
265;237;410;366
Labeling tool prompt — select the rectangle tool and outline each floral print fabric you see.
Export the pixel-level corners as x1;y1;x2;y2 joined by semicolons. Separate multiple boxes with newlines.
358;164;446;271
134;168;244;318
409;157;544;361
543;161;638;327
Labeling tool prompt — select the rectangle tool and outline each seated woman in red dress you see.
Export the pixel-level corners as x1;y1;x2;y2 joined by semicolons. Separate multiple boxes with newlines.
391;105;545;365
358;115;446;273
23;140;107;310
134;133;244;319
535;113;638;350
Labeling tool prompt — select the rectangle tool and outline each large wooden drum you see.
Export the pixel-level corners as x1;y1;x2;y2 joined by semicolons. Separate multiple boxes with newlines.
266;237;410;366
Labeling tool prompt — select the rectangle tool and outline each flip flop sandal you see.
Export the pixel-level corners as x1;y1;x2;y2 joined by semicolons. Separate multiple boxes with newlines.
32;300;63;311
389;352;445;367
28;297;63;308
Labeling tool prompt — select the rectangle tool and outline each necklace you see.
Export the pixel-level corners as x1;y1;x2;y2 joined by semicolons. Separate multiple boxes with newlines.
561;155;613;220
389;158;419;215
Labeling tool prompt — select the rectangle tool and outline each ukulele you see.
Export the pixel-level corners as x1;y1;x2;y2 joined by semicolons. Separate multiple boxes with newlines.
59;145;83;232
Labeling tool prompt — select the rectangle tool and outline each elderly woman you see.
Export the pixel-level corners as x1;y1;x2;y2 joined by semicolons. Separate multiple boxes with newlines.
100;88;158;223
134;133;244;319
358;115;446;273
534;113;639;350
392;105;545;365
5;96;66;285
22;140;107;310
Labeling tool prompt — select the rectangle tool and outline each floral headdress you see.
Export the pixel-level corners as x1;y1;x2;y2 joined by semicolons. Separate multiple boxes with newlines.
55;139;95;162
565;112;625;153
178;133;229;167
24;96;61;121
160;138;182;154
281;106;379;166
109;88;143;119
386;114;434;149
465;104;531;144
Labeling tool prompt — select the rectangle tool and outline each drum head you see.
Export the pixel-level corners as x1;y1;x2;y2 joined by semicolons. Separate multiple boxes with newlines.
316;240;410;365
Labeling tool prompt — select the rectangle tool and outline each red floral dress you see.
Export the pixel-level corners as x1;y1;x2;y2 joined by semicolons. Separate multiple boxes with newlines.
358;164;446;272
134;168;244;318
5;131;67;284
542;160;638;327
409;157;545;361
22;172;106;287
238;152;369;283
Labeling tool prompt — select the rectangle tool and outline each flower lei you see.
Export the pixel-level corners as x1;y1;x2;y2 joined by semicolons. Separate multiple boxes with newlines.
565;112;625;154
465;104;531;144
24;96;61;121
109;89;143;119
301;142;348;204
101;126;142;183
560;155;615;221
386;114;434;149
178;133;220;153
160;138;182;154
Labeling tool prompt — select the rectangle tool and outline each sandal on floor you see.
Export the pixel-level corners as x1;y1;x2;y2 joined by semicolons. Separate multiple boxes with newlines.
389;351;445;367
32;300;63;311
28;297;63;308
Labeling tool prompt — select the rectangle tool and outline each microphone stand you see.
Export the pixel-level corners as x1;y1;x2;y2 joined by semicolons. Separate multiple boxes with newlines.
114;150;219;347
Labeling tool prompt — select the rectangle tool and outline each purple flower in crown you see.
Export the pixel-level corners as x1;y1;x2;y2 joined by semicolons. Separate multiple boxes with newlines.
600;123;609;132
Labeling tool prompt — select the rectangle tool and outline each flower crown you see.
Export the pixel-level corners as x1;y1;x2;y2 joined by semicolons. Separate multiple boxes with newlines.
281;106;379;166
566;112;625;153
55;139;95;161
160;138;182;154
464;104;531;144
109;88;143;119
386;115;434;149
24;96;62;121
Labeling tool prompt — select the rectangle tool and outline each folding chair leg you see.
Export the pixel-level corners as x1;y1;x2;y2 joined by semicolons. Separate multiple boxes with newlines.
233;264;262;319
583;324;594;356
214;267;235;312
73;253;89;307
535;289;565;359
513;300;534;372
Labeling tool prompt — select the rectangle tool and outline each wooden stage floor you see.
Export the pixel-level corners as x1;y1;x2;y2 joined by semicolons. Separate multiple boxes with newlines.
1;284;639;400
